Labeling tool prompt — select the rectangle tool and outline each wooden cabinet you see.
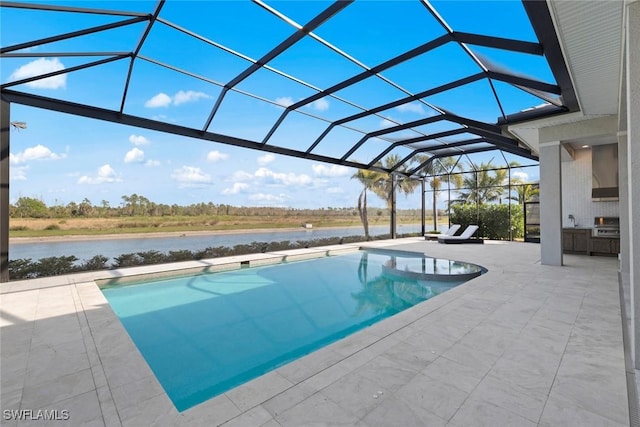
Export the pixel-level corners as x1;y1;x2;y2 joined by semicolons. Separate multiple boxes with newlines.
562;229;620;256
589;237;620;256
562;229;590;254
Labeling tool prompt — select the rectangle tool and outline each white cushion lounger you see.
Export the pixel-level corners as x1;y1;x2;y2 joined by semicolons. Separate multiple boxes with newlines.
424;224;461;240
437;224;483;244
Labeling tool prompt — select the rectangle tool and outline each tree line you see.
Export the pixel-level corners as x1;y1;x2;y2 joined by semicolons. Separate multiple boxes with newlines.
351;155;539;237
9;194;399;219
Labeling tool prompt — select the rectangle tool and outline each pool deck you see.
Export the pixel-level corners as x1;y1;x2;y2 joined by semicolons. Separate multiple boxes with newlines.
0;238;632;426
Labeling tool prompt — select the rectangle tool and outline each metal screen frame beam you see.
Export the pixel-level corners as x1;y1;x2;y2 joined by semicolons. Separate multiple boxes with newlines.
2;90;416;178
0;99;8;282
0;15;149;54
202;0;353;131
522;0;579;112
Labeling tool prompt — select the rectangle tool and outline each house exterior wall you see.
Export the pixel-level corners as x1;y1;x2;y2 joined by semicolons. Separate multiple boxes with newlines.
561;147;620;228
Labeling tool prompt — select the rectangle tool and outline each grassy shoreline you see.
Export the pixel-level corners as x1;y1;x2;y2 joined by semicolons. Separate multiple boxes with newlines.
10;215;435;243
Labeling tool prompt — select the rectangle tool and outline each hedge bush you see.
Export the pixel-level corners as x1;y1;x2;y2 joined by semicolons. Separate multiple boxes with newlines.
7;233;420;280
450;203;524;240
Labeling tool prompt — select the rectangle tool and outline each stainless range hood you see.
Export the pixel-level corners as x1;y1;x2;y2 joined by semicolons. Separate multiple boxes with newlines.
592;144;619;201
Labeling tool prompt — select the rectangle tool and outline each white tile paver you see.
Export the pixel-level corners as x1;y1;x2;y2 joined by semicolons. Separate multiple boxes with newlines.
0;239;631;426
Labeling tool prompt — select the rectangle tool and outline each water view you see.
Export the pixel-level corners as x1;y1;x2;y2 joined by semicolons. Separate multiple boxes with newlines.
9;224;429;262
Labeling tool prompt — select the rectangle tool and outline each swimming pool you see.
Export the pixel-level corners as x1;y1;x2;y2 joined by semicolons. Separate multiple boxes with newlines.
101;249;483;411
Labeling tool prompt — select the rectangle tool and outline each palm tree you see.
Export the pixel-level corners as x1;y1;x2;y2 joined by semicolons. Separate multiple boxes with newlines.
416;156;463;231
368;154;420;211
352;155;419;239
453;160;507;205
352;168;386;239
512;182;539;204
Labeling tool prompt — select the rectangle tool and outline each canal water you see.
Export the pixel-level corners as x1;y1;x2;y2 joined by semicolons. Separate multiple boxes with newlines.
9;224;434;262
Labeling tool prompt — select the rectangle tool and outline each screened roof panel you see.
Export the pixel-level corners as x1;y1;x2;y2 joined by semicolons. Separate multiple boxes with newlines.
0;4;141;47
139;23;251;84
312;0;446;65
347;136;394;165
491;80;561;115
333;77;415;111
4;18;147;53
267;36;364;89
265;1;336;26
1;0;579;178
424;79;503;123
206;91;285;142
4;57;131;110
381;43;482;95
158;1;296;60
430;0;538;42
310;125;367;159
403;120;465;138
123;60;222;129
297;95;366;122
470;45;555;84
265;111;332;152
235;67;319;106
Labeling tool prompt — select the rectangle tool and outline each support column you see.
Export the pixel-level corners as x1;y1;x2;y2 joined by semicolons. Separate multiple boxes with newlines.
626;0;640;368
421;178;426;236
390;174;396;239
539;141;563;266
1;100;9;283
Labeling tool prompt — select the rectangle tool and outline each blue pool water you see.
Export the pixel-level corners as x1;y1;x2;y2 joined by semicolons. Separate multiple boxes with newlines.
101;249;482;411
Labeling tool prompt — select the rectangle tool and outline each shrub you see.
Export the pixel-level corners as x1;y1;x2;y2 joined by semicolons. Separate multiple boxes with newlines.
136;250;167;265
81;255;109;271
44;224;60;230
167;250;195;262
8;258;36;280
451;203;524;240
112;253;144;268
35;256;79;277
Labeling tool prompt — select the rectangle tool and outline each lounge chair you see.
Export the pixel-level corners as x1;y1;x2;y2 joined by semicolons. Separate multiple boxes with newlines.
424;224;461;240
437;225;483;244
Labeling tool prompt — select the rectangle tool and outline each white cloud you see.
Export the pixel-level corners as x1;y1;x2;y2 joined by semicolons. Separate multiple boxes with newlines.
78;164;121;184
10;58;66;89
11;166;28;181
257;154;275;165
312;164;350;177
326;187;344;194
379;118;396;128
145;90;211;108
207;150;229;162
248;193;287;203
145;93;172;108
513;171;529;180
395;102;425;114
229;170;253;182
173;90;211;106
309;98;329;111
170;166;212;187
129;134;150;146
222;182;249;195
10;144;65;164
145;159;161;167
275;96;294;107
124;147;145;163
255;167;312;186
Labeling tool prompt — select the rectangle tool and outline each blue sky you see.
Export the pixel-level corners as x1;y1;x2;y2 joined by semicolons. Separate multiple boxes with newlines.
2;1;543;210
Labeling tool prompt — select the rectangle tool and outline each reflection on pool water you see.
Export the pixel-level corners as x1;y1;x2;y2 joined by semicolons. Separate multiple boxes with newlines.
101;249;484;411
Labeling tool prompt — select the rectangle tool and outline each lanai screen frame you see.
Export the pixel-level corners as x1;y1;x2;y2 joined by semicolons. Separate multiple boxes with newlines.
0;0;578;281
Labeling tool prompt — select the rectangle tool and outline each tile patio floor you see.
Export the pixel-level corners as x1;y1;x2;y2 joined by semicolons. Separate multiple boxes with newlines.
0;238;631;426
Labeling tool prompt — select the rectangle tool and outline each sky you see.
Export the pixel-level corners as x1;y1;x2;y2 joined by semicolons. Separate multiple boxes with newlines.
1;0;544;210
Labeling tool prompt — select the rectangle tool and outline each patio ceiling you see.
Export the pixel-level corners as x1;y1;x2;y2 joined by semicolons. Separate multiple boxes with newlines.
0;0;578;178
